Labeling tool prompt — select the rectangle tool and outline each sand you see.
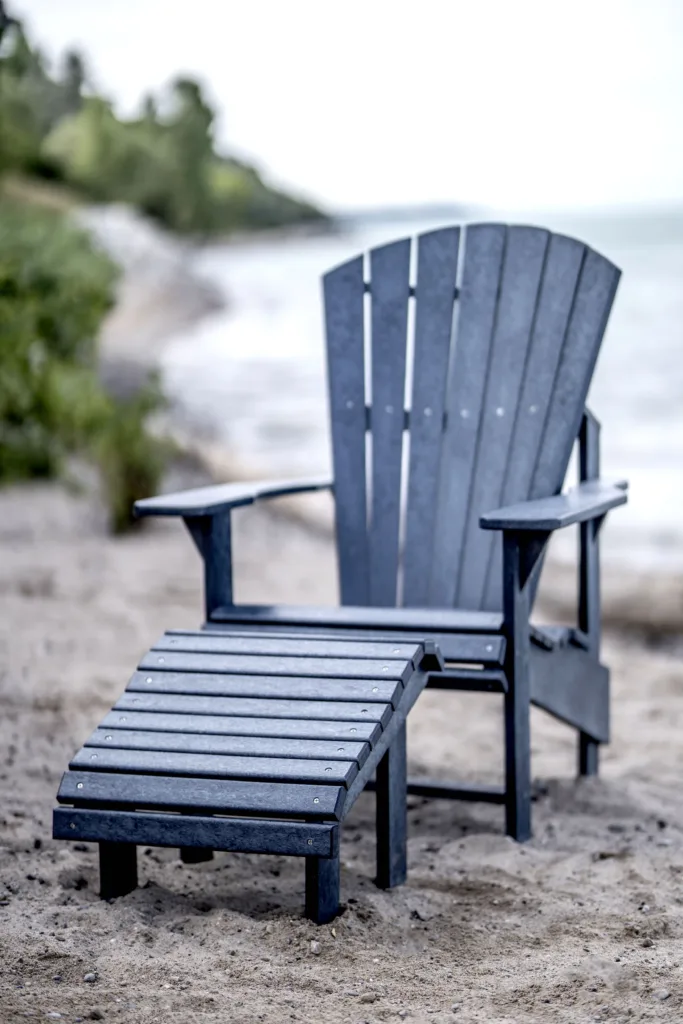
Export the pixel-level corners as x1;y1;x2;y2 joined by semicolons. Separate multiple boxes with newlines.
1;477;683;1024
3;205;683;1021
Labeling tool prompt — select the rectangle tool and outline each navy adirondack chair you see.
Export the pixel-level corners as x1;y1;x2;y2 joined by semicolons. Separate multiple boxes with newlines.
53;224;628;922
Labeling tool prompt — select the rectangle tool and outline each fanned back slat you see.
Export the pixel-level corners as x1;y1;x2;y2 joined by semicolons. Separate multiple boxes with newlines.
456;226;549;608
430;224;507;606
481;233;587;608
323;255;369;604
368;239;411;605
531;248;621;499
402;228;460;606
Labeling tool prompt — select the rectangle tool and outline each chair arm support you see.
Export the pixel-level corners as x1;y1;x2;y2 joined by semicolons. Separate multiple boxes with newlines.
134;476;333;519
480;480;628;532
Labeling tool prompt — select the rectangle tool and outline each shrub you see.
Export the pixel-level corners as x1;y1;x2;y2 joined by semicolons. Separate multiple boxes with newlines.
94;376;172;534
0;199;169;529
0;201;116;478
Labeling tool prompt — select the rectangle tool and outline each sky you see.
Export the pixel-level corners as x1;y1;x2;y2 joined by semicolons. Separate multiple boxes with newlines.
11;0;683;213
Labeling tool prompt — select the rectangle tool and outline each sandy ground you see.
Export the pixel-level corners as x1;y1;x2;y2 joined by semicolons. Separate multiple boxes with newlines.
1;480;683;1024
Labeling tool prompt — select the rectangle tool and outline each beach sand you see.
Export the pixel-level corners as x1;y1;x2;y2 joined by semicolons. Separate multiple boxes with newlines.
1;479;683;1024
3;205;683;1022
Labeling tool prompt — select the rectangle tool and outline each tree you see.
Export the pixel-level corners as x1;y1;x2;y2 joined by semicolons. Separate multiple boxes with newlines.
0;1;17;45
59;49;86;116
163;76;215;232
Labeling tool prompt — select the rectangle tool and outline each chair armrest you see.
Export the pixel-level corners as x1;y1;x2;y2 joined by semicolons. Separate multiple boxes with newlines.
134;476;332;519
480;480;628;532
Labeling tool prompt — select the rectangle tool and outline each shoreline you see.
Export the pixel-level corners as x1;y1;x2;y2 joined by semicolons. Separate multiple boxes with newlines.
80;205;226;399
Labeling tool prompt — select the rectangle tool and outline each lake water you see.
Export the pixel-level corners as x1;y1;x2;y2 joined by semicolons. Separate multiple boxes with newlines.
161;208;683;573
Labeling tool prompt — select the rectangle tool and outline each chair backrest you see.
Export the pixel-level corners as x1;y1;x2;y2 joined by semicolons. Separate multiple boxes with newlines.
322;223;620;611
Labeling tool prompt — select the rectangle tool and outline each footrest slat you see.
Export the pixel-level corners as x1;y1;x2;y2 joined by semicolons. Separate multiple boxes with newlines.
128;670;400;706
100;710;381;744
58;770;346;820
70;747;359;787
85;728;371;767
139;650;412;683
114;693;393;727
54;808;339;857
161;632;422;665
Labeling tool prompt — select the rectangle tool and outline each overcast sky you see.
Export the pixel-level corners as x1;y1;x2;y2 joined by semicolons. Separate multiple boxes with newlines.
11;0;683;212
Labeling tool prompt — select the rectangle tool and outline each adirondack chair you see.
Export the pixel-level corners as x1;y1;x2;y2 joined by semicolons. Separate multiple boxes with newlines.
53;223;628;922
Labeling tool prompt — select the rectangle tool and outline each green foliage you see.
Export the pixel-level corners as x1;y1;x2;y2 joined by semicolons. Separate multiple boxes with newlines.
0;4;327;527
94;377;172;534
0;9;327;234
0;200;169;530
209;160;325;232
0;202;116;478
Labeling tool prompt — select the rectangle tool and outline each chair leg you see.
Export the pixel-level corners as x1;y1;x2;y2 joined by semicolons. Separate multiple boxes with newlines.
99;842;137;899
502;531;545;844
305;854;340;924
578;734;599;776
180;847;214;864
376;722;407;889
504;669;532;842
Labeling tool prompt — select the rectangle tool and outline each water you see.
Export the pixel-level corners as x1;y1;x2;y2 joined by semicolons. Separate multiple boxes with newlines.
161;208;683;573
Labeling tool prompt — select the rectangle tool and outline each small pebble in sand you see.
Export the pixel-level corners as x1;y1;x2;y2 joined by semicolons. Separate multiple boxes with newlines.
83;972;98;983
654;990;670;1001
642;938;654;948
310;940;321;955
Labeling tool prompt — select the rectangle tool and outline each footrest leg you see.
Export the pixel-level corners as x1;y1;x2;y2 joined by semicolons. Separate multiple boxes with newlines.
376;721;407;889
305;854;340;924
99;842;137;899
578;734;599;776
180;847;214;864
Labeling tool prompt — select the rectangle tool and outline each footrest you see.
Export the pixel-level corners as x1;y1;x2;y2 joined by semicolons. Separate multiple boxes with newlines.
54;629;434;851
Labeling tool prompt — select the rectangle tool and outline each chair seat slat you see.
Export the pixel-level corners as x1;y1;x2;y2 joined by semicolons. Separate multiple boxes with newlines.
209;603;502;632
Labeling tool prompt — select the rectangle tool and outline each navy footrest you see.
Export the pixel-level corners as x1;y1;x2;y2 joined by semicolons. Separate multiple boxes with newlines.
54;629;434;849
